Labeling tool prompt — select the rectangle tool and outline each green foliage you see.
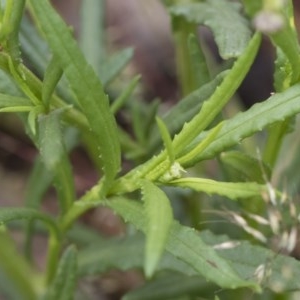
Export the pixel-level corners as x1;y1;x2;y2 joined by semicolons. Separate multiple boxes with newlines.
29;0;121;192
141;180;173;278
42;246;77;300
170;0;252;59
0;0;300;299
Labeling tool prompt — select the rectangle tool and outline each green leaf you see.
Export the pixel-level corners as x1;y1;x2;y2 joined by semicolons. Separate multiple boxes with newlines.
0;0;25;60
188;83;300;164
42;55;63;109
99;48;134;86
170;0;252;59
0;69;22;96
0;93;32;108
43;245;77;300
156;117;175;164
220;151;271;183
262;1;300;167
78;234;196;277
80;0;105;73
0;207;59;237
0;106;33;112
168;178;267;200
38;109;65;170
141;181;173;277
107;198;261;292
38;109;75;213
130;99;160;148
242;0;263;17
78;235;145;276
172;16;197;95
201;230;300;292
0;232;37;300
80;2;133;87
148;71;227;153
123;272;213;300
24;156;53;260
178;121;223;166
110;75;140;114
20;15;50;76
172;32;261;156
20;16;74;104
270;12;300;85
29;0;121;192
187;34;210;87
0;268;24;300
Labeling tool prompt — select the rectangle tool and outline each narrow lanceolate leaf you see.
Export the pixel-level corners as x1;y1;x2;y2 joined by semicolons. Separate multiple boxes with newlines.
0;106;33;113
0;207;59;237
111;75;140;114
168;178;267;200
20;16;50;76
99;48;134;86
43;246;77;300
0;232;36;300
42;55;63;108
107;198;261;292
178;122;223;166
148;71;227;153
170;0;252;59
156;117;175;164
29;0;121;192
0;93;32;109
80;0;105;73
190;83;300;164
172;33;261;156
38;109;75;213
141;181;173;278
188;34;210;87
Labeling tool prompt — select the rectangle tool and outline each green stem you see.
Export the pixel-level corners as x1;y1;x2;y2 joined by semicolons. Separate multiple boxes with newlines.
1;0;26;59
263;118;291;168
45;232;61;284
60;184;103;232
173;16;197;96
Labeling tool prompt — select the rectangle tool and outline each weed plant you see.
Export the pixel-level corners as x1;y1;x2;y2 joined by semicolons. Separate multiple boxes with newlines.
0;0;300;299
